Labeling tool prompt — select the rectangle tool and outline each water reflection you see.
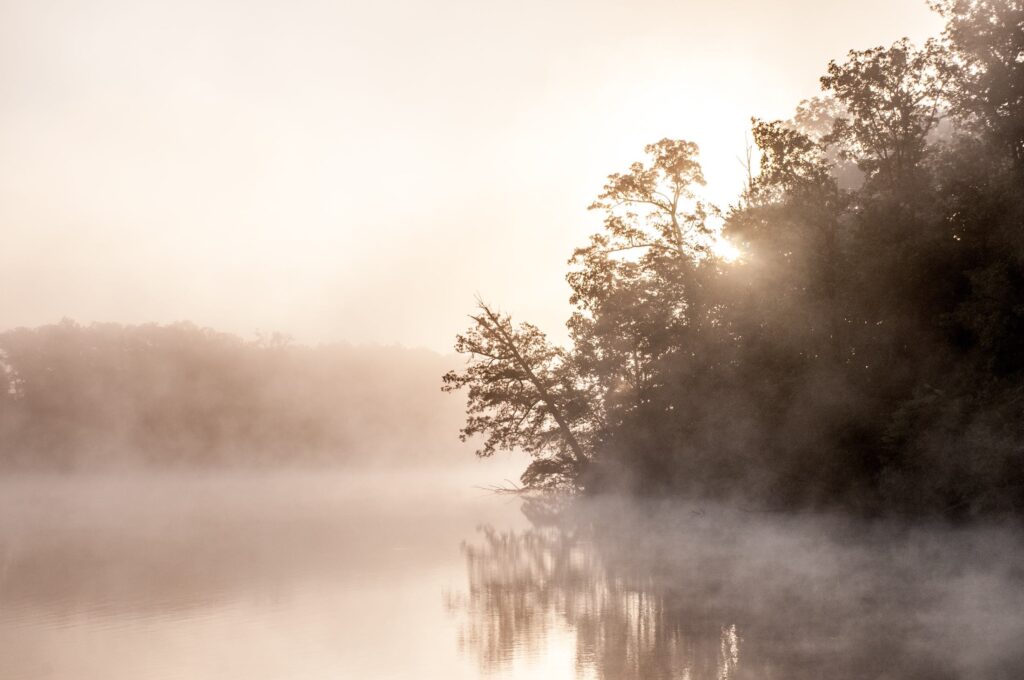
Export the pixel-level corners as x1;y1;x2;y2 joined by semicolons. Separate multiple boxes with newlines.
453;497;1024;680
4;473;1024;680
0;470;528;680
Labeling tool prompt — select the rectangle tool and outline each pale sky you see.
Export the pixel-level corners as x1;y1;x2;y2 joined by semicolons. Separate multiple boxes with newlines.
0;0;942;351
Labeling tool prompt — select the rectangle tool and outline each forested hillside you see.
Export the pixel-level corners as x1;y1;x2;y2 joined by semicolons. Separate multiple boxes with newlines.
0;321;466;469
445;0;1024;516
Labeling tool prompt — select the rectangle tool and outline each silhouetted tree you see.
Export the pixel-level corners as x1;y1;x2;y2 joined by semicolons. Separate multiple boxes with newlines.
446;2;1024;515
936;0;1024;167
442;301;595;488
821;38;948;188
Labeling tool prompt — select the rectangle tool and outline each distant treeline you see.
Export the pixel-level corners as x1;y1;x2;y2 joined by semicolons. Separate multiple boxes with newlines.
0;321;466;469
445;2;1024;516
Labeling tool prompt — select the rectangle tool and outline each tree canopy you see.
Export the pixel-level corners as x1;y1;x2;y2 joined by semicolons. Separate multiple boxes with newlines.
444;1;1024;516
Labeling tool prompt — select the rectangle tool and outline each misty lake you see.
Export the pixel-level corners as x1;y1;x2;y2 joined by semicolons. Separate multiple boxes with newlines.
2;469;1024;680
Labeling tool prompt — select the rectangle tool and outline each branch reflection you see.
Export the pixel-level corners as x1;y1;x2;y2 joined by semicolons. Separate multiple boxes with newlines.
451;497;1024;680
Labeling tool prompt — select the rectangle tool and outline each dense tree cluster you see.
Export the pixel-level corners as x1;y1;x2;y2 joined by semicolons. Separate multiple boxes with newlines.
0;321;465;469
445;1;1024;515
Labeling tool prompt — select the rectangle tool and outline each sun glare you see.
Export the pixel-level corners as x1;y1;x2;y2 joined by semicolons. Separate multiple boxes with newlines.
711;236;742;263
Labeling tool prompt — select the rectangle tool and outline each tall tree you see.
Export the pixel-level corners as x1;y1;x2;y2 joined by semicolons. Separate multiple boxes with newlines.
568;139;716;405
935;0;1024;167
821;38;948;187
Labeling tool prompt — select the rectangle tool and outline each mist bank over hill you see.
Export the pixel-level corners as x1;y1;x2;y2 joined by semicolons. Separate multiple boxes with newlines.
0;320;471;470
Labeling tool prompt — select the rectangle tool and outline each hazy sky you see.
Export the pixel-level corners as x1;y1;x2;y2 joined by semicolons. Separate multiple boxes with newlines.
1;0;942;351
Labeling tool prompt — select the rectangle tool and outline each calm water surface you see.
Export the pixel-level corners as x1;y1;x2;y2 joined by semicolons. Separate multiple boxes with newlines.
2;469;1023;679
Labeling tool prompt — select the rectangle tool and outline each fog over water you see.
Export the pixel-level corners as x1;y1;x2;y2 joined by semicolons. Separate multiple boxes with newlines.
0;466;528;680
3;469;1023;680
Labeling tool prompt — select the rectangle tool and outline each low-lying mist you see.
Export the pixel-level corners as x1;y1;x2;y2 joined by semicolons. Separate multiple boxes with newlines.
5;471;1022;680
454;495;1024;680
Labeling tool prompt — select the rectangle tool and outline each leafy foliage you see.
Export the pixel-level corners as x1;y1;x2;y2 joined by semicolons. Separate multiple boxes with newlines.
820;38;949;185
446;2;1024;516
443;302;595;488
935;0;1024;166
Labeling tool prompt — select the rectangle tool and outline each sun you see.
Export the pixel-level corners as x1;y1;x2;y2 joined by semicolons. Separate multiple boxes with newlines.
711;236;742;263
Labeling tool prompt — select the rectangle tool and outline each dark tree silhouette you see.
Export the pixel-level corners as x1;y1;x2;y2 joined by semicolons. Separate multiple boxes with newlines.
445;1;1024;516
442;302;595;488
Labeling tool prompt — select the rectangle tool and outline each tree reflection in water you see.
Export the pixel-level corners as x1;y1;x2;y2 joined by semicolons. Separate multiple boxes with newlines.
450;496;1024;680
